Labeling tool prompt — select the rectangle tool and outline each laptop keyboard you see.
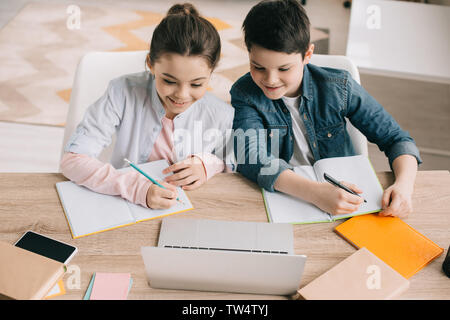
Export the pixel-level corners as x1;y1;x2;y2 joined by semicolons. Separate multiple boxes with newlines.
163;245;288;254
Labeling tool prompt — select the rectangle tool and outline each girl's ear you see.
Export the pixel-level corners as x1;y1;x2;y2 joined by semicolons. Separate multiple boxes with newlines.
303;43;315;65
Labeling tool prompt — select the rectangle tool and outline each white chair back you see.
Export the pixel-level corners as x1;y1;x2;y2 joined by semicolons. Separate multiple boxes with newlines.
61;50;148;165
310;54;368;156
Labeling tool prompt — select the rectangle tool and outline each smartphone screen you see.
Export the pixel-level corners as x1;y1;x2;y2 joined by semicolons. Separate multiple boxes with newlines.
15;231;77;264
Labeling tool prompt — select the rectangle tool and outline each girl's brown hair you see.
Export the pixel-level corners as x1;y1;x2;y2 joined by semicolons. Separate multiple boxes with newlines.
146;3;221;70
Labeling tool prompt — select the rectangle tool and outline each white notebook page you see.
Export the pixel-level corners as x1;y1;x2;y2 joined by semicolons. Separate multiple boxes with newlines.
264;165;331;224
313;155;383;219
56;181;134;238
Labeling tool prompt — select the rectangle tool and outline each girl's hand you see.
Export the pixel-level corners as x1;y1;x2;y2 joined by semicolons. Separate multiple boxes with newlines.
163;156;207;191
379;182;413;218
312;181;364;215
146;180;178;209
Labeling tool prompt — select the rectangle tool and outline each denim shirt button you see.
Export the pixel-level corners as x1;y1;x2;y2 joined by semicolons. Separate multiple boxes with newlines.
327;132;332;138
303;114;307;120
313;142;317;148
283;108;288;113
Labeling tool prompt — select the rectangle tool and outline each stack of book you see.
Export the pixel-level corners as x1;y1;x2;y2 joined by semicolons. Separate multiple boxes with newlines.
0;241;66;300
297;214;444;300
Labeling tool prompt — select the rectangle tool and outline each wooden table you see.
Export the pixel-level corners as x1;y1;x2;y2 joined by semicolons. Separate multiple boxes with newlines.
0;171;449;300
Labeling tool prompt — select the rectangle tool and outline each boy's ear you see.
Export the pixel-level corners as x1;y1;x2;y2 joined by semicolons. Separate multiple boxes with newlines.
303;44;315;65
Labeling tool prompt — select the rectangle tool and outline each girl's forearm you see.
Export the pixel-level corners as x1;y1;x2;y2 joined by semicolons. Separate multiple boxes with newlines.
60;152;151;208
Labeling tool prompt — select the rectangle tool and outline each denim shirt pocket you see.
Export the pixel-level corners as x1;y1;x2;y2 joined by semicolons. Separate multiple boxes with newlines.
266;124;288;157
315;122;347;157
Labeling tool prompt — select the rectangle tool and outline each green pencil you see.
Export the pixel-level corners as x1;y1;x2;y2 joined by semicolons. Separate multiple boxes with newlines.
124;158;183;204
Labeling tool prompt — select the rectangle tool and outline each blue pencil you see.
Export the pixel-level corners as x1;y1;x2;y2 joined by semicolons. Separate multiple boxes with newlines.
124;158;183;204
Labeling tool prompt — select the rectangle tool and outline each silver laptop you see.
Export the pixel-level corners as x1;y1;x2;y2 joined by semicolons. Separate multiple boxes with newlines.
140;218;306;295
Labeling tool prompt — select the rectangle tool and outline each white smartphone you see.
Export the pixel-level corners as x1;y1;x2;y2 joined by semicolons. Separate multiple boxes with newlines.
15;230;78;264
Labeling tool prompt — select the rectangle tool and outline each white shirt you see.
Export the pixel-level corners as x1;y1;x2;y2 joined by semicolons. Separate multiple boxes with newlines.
65;72;235;170
281;95;313;166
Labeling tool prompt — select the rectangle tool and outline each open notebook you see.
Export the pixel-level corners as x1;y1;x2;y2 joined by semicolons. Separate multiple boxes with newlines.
56;159;194;239
262;155;383;224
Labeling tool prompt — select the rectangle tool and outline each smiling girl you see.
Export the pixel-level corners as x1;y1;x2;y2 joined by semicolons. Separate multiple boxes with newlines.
61;3;234;210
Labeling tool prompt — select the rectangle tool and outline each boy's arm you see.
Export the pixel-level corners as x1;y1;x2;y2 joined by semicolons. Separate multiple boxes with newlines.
345;76;420;217
345;76;422;169
230;86;292;191
379;154;418;218
274;169;318;203
274;168;364;215
392;154;418;189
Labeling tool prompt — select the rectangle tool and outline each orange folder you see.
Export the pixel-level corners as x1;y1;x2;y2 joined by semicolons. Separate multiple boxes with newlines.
334;214;444;279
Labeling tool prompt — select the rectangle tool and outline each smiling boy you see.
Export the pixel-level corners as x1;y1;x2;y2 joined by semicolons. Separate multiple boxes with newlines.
230;0;422;218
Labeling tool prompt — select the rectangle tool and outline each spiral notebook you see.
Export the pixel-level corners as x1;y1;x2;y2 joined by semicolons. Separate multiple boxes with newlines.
56;159;194;239
262;155;384;224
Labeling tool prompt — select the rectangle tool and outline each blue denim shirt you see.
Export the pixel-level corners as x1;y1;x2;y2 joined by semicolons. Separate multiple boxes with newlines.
230;63;422;191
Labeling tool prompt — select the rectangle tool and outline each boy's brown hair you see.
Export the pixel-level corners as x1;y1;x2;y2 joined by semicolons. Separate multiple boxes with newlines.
243;0;310;58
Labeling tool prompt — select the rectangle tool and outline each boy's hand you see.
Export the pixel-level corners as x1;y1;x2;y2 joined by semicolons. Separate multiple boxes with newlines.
379;182;413;218
146;180;178;209
163;156;207;191
312;181;364;215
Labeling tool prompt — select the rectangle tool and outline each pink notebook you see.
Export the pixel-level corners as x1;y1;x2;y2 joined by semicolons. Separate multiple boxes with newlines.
90;273;132;300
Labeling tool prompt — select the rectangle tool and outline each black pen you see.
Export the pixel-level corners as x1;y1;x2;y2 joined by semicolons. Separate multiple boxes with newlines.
323;172;367;203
